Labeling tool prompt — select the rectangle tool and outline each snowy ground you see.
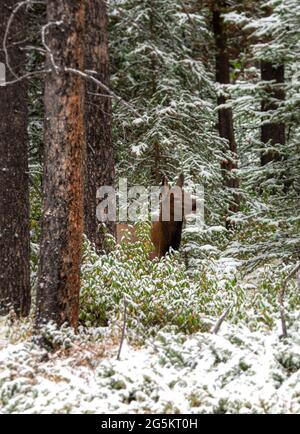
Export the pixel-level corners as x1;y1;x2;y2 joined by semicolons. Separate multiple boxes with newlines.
1;313;300;414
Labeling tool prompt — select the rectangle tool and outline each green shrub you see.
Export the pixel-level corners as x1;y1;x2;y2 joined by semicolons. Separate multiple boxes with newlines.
80;223;299;339
80;224;241;336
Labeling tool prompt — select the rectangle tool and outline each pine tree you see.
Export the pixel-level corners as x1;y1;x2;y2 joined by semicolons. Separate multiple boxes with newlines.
212;0;240;224
0;0;31;316
260;61;285;166
84;0;115;252
35;0;86;329
110;0;225;218
222;0;300;264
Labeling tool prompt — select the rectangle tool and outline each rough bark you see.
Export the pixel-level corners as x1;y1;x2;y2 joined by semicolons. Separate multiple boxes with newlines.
84;0;115;252
261;61;285;165
35;0;85;329
0;1;30;316
212;2;240;222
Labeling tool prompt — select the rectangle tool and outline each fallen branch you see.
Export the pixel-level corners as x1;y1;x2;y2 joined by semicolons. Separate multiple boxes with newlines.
117;298;127;361
210;303;233;335
279;262;300;339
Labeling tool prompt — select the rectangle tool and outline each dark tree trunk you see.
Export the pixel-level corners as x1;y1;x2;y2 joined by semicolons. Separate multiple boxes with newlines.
84;0;115;252
152;142;161;184
149;2;161;185
0;1;30;316
212;2;240;223
261;61;285;165
35;0;85;329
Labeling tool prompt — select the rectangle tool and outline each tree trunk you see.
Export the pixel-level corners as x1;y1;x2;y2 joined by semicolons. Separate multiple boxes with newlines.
149;2;161;185
35;0;85;330
84;0;115;252
261;61;285;165
212;2;240;223
151;142;161;184
0;1;30;316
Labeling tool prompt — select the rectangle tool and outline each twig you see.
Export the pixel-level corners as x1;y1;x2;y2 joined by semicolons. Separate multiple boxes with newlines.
0;69;50;86
0;65;139;116
3;2;140;115
20;45;47;54
3;21;140;115
279;262;300;339
210;303;233;335
117;299;127;361
3;0;45;78
3;1;29;78
87;92;115;99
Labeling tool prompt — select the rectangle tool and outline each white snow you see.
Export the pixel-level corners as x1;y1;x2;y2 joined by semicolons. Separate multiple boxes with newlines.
1;312;300;414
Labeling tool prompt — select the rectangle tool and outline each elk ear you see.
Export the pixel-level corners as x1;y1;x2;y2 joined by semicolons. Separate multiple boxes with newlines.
160;176;169;201
161;175;169;189
176;173;184;188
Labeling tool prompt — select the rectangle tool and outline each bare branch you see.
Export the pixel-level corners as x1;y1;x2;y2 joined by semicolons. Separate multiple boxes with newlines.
20;45;47;54
0;69;50;87
3;0;45;78
65;67;141;116
3;1;28;78
41;21;64;74
211;303;233;335
0;65;139;116
3;15;140;116
88;92;115;99
279;262;300;339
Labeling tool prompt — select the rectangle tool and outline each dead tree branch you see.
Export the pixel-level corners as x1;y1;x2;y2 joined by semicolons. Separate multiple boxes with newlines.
3;2;140;115
3;0;45;78
0;65;140;116
0;69;50;87
65;67;141;116
41;21;63;73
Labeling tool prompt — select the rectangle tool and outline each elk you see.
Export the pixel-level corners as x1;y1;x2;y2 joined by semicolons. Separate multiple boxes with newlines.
151;174;197;257
116;174;197;258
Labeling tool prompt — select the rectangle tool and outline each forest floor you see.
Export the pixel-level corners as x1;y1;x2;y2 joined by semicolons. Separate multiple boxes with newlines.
1;310;300;414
